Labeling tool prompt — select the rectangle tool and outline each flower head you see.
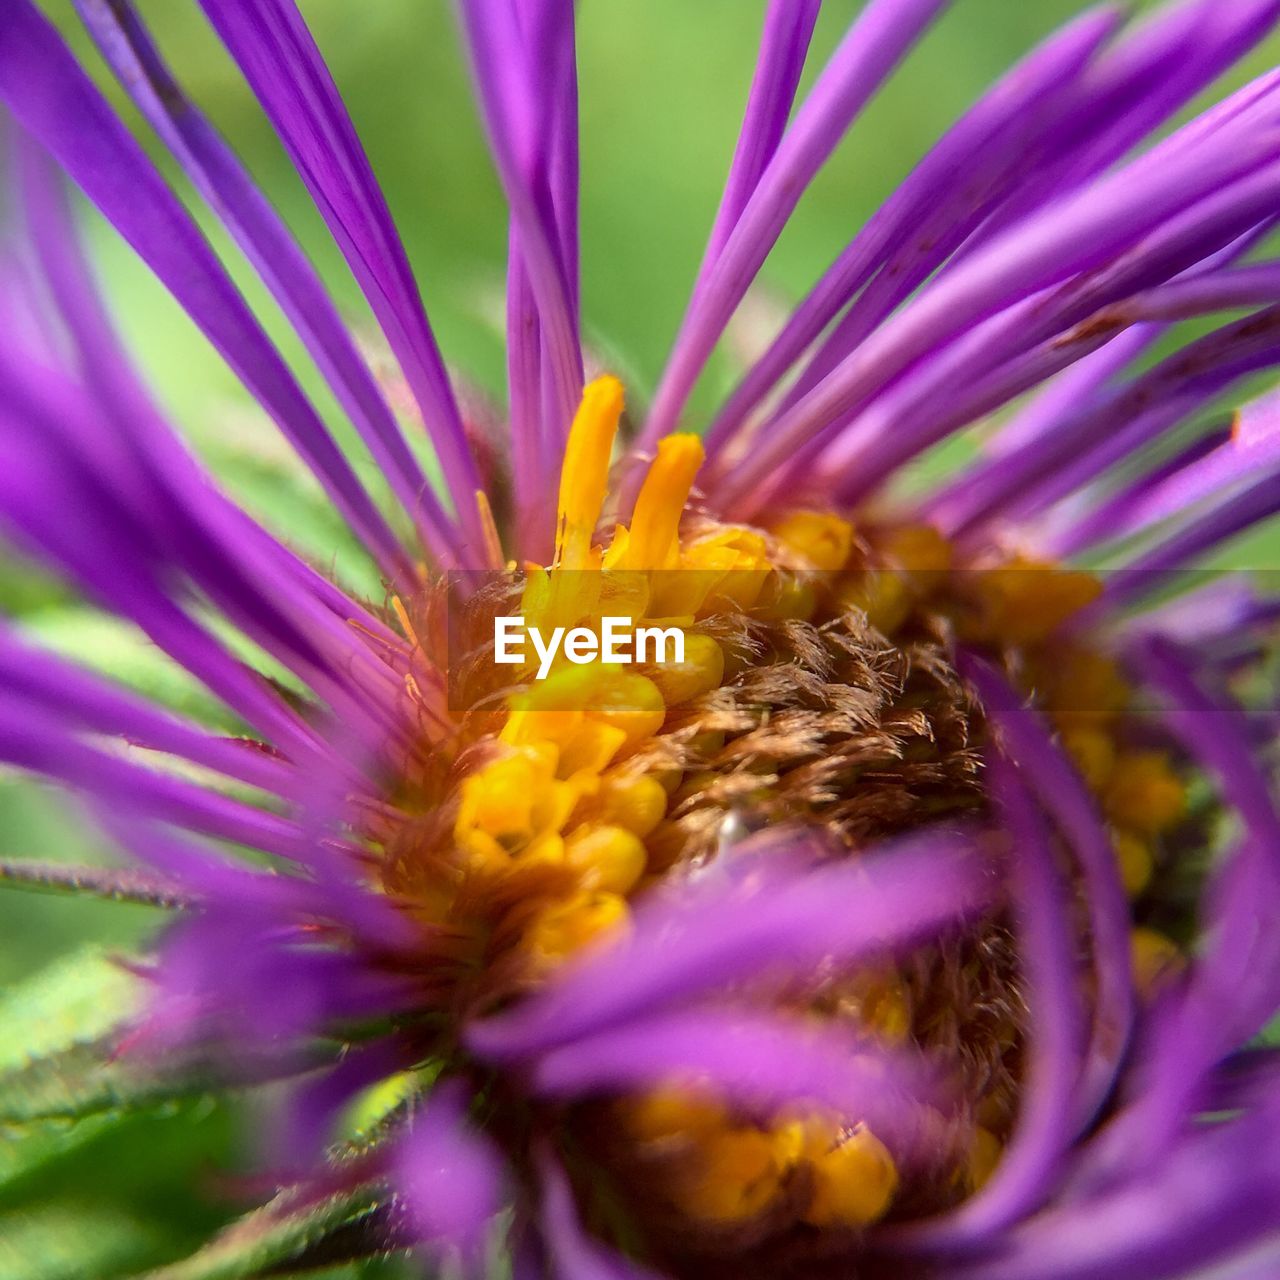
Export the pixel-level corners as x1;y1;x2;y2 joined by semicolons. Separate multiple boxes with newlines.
1;1;1279;1277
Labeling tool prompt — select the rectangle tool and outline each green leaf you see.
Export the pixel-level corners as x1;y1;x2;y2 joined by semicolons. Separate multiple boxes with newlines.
0;1039;214;1127
0;1205;167;1280
0;947;142;1077
142;1182;393;1280
0;1098;241;1277
0;860;193;910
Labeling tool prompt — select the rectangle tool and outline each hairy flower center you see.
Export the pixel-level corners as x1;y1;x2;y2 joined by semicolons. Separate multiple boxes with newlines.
375;378;1189;1262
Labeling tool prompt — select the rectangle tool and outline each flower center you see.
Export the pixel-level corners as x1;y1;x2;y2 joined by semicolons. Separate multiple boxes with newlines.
375;378;1189;1262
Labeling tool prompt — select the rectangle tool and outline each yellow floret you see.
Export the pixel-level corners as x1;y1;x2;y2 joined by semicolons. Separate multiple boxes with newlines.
624;1088;728;1140
1131;926;1183;998
961;558;1102;645
801;1125;898;1229
1112;828;1154;897
618;434;705;571
555;375;624;571
836;571;912;635
564;824;648;894
1061;728;1116;789
966;1126;1002;1192
598;773;669;837
1104;752;1186;835
769;510;855;571
680;1128;787;1223
646;632;725;707
524;891;630;966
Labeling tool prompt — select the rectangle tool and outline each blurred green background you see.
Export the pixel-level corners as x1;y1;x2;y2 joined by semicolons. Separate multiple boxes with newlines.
2;2;1279;1275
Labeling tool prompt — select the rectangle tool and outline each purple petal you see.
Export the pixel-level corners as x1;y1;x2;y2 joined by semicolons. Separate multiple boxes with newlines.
456;0;583;450
0;625;294;795
0;3;414;584
703;4;1122;458
935;298;1280;540
712;87;1280;512
898;756;1086;1248
526;1006;944;1153
539;1152;661;1280
395;1077;508;1268
195;0;488;557
468;830;994;1060
1096;467;1280;612
276;1040;407;1171
1053;401;1280;558
640;0;947;450
960;657;1134;1124
697;0;822;283
950;1099;1280;1280
74;0;465;568
0;692;323;861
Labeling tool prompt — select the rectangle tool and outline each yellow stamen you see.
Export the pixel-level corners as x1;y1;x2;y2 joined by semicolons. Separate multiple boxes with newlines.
769;509;854;572
801;1124;898;1228
524;890;629;967
624;1088;728;1140
475;488;505;570
556;375;625;570
598;774;669;837
1112;828;1154;897
390;595;419;649
837;571;912;636
619;434;705;570
1062;728;1116;790
966;1126;1002;1192
565;824;648;894
645;632;725;707
680;1128;785;1223
1131;926;1183;998
1104;752;1186;836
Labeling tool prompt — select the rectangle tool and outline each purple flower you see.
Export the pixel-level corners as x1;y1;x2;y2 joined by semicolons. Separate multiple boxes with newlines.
1;1;1279;1277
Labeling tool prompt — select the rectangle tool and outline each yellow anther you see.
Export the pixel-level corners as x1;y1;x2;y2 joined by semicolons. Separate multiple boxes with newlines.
622;434;705;571
556;375;625;570
475;488;504;570
960;558;1102;645
1037;648;1130;727
680;1128;785;1223
390;595;420;649
599;774;669;837
454;746;554;846
1131;926;1183;998
624;1088;728;1140
881;524;952;584
837;571;912;635
453;743;590;869
565;824;648;894
646;632;725;707
769;510;854;572
524;890;629;966
846;972;913;1043
588;671;668;751
1104;752;1185;836
503;667;666;765
1062;728;1116;789
966;1126;1002;1192
558;720;630;777
1112;827;1154;897
654;526;772;616
801;1125;898;1229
